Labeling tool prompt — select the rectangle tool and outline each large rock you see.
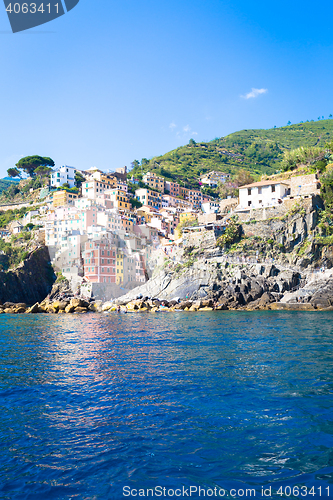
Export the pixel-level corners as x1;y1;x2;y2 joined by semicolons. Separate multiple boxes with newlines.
0;247;56;305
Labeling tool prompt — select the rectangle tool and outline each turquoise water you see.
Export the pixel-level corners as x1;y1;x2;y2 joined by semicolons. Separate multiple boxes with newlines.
0;312;333;499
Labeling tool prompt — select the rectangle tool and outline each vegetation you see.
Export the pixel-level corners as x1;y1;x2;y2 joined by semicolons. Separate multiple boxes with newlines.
15;155;55;177
320;170;333;209
7;167;21;178
0;207;31;228
130;197;143;209
216;217;241;247
74;171;85;188
281;146;326;171
129;120;333;191
0;238;29;270
175;217;198;237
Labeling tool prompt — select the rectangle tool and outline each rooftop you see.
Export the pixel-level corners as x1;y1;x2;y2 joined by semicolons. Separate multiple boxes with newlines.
240;179;290;189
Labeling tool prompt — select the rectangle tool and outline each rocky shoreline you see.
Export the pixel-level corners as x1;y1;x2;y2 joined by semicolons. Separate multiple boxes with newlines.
0;295;332;315
2;261;333;314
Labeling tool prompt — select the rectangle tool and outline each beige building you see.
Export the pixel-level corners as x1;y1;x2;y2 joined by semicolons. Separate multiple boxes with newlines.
53;190;78;207
143;172;165;192
290;174;320;197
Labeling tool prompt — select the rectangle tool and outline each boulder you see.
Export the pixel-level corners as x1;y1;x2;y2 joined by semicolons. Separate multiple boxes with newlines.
101;302;113;312
47;306;58;314
215;300;228;310
89;301;101;312
74;307;88;313
27;303;40;314
65;304;75;313
3;302;15;308
189;300;201;311
70;297;89;308
13;307;26;314
270;302;315;311
201;299;214;308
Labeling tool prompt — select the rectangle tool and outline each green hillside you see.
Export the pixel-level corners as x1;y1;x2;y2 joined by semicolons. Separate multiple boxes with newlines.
0;178;20;196
130;120;333;189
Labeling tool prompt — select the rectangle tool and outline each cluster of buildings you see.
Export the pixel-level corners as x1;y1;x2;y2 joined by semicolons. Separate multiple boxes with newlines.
135;171;214;210
7;163;321;298
12;166;229;296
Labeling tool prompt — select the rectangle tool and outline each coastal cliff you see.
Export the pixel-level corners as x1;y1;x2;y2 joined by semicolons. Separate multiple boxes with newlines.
114;198;333;311
0;246;55;305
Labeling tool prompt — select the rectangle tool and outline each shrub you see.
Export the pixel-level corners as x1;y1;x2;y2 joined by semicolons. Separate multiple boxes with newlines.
216;217;241;247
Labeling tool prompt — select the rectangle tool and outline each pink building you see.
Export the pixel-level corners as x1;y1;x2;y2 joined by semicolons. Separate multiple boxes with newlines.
165;181;180;197
82;239;117;283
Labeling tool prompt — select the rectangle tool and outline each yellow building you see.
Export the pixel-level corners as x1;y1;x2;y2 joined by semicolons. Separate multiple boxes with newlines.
110;189;131;211
116;251;124;284
179;211;197;224
136;206;156;223
135;188;162;209
176;211;198;238
90;170;118;187
52;190;78;207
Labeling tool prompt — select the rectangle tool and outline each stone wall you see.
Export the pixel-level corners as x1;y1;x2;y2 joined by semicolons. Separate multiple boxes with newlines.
198;213;223;224
219;198;238;214
290;173;320;197
241;197;321;252
236;196;319;223
0;201;31;211
183;229;217;249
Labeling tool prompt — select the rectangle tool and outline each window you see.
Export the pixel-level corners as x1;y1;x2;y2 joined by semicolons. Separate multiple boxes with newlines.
248;201;252;206
271;185;276;192
258;187;262;195
102;267;104;273
101;259;104;264
247;188;251;196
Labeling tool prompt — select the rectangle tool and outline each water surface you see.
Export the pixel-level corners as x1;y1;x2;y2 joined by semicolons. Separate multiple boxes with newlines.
0;312;333;499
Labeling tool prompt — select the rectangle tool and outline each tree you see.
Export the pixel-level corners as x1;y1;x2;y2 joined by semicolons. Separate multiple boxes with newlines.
129;198;142;209
16;156;55;177
34;165;53;180
7;167;21;178
189;138;196;145
287;121;291;126
131;160;140;169
234;169;254;187
329;114;332;118
74;171;85;188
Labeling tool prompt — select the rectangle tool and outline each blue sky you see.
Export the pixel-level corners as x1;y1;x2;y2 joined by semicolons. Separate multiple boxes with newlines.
0;0;332;176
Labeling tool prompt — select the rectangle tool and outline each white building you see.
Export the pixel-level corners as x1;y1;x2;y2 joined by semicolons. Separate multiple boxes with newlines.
200;171;230;187
51;166;77;189
238;180;290;210
201;200;220;214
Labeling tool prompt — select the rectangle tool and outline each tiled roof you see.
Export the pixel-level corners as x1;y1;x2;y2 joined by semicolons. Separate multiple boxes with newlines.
240;179;290;189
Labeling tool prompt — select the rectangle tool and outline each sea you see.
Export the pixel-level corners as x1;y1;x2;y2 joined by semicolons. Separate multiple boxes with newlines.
0;312;333;500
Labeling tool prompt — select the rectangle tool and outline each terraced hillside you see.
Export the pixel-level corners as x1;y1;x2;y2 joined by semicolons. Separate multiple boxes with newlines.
130;120;333;189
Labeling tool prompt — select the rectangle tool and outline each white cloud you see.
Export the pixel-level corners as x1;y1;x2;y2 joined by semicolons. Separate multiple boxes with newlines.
183;125;190;132
169;122;177;129
192;131;198;136
241;88;268;99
